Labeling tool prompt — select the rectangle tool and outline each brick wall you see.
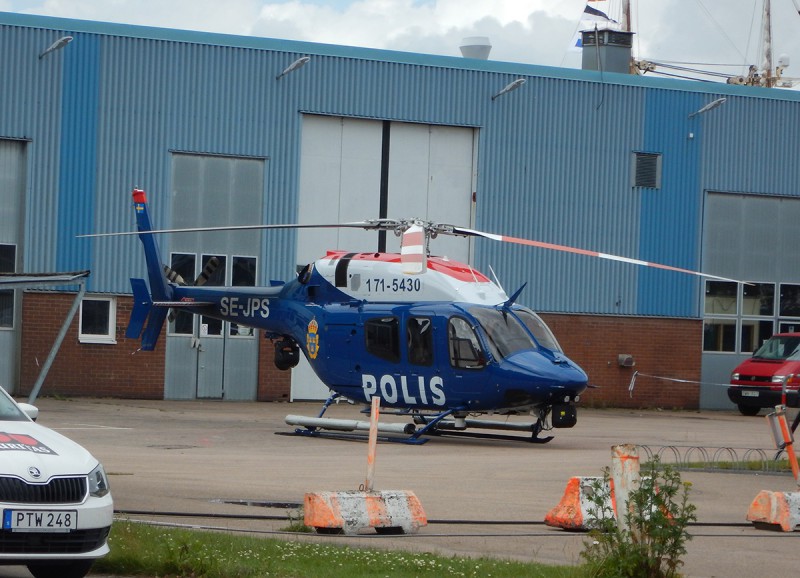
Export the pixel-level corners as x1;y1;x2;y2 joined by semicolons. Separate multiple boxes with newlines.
542;313;702;409
20;292;292;401
20;292;165;398
19;292;700;408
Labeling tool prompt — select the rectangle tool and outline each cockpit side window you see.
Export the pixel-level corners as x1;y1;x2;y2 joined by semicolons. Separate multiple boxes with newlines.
513;308;563;352
407;317;434;366
469;307;536;360
448;317;485;369
365;317;400;363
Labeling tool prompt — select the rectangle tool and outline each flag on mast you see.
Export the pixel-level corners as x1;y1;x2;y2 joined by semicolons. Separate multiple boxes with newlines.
571;0;619;50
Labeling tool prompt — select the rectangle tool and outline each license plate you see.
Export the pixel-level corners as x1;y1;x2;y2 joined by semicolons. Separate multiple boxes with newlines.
2;509;77;532
742;390;760;398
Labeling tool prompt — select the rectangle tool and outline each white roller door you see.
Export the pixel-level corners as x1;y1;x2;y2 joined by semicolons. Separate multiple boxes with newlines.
292;115;477;401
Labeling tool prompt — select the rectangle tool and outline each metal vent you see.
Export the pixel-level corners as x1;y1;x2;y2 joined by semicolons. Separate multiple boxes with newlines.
0;476;88;504
633;152;662;189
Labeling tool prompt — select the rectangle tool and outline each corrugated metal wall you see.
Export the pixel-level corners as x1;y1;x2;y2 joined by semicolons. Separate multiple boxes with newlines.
2;11;800;317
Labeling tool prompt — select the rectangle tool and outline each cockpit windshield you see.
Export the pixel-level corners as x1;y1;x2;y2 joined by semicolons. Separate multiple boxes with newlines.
469;307;536;361
753;335;800;361
512;308;563;353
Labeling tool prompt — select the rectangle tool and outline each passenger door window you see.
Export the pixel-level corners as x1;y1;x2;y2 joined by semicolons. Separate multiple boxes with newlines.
448;317;484;369
407;317;433;366
365;317;400;362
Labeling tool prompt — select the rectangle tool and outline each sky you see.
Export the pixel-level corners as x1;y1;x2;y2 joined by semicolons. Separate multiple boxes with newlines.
2;0;800;86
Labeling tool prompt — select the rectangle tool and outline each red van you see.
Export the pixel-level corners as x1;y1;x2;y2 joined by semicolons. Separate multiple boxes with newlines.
728;332;800;415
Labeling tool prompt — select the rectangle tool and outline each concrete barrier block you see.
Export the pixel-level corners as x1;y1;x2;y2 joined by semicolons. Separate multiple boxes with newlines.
746;490;800;532
304;490;427;535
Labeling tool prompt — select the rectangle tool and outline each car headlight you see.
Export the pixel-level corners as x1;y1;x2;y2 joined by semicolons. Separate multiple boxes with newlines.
772;375;786;384
731;373;740;381
89;463;110;498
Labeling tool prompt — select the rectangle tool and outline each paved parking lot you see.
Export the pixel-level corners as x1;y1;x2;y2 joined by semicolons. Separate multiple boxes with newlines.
2;398;799;577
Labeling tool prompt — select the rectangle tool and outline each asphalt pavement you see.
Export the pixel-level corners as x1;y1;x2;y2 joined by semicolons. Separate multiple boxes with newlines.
2;398;798;578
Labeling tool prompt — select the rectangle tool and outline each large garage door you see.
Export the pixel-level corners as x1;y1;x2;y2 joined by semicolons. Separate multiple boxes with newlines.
701;192;800;408
165;153;265;400
293;115;477;400
0;140;25;394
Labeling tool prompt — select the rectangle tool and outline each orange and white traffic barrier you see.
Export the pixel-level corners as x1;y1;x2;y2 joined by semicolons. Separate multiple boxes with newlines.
304;397;427;535
747;405;800;531
545;476;616;531
304;489;427;534
746;490;800;532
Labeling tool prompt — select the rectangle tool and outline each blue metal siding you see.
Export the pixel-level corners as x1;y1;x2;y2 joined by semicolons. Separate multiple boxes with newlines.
3;12;800;316
473;78;645;315
636;89;706;317
57;33;99;274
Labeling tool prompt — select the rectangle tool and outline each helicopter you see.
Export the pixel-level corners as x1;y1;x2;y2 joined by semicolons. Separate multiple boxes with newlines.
88;188;740;444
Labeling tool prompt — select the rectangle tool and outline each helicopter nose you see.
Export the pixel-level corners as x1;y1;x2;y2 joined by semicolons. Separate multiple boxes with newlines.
506;351;588;392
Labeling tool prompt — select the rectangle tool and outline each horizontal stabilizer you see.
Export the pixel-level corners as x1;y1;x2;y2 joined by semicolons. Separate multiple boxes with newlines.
152;300;215;307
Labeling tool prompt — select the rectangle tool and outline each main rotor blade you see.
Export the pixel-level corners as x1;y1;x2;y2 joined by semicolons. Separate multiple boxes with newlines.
452;225;745;284
78;221;384;238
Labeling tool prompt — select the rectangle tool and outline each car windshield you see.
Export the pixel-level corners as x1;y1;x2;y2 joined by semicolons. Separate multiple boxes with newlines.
753;336;800;360
469;306;536;360
0;390;28;422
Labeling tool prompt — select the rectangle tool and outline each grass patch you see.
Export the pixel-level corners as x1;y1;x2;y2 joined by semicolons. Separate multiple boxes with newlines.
94;519;582;578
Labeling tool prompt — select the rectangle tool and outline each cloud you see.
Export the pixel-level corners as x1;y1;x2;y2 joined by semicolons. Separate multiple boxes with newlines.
251;0;582;65
5;0;800;85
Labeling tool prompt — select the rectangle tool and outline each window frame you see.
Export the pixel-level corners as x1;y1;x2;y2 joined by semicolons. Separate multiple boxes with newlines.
0;244;16;330
78;296;117;345
229;254;258;338
702;281;782;354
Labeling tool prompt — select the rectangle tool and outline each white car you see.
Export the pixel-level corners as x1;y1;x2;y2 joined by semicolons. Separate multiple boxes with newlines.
0;388;112;578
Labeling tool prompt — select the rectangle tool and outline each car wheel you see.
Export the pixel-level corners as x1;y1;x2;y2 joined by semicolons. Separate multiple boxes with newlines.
737;404;761;417
27;559;95;578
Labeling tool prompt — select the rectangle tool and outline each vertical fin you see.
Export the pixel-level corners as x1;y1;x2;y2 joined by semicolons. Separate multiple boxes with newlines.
132;189;172;302
129;189;172;350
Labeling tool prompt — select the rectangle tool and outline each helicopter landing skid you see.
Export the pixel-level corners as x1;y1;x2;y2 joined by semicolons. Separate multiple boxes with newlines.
426;429;555;444
278;427;430;445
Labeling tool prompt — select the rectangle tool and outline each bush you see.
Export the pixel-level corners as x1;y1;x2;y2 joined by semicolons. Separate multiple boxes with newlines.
580;458;696;578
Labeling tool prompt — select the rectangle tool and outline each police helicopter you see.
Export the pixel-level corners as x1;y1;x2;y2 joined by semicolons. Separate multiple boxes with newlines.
85;189;740;444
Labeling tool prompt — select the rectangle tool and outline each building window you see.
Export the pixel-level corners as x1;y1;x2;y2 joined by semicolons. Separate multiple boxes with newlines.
230;256;257;337
79;297;116;344
0;244;15;328
632;152;662;189
168;253;196;336
703;281;779;353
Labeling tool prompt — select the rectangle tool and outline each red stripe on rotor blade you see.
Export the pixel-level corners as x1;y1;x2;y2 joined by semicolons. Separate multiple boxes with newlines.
499;235;600;258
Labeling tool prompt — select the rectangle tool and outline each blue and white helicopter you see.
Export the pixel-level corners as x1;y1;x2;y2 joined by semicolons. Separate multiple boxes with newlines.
90;189;736;444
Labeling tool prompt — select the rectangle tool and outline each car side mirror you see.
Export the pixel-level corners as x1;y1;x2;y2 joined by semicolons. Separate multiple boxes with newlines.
18;403;39;422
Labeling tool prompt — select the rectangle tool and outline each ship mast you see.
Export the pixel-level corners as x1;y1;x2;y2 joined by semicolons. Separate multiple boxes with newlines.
621;0;631;33
761;0;775;86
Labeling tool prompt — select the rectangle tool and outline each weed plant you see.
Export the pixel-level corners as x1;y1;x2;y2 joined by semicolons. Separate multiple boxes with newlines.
580;458;696;578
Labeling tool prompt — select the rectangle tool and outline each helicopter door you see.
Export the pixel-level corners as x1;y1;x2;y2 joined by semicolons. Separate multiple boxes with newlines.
445;316;486;396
